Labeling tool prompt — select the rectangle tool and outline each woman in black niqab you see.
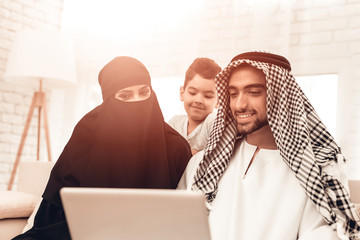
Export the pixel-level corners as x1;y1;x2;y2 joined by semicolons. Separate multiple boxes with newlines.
13;56;192;240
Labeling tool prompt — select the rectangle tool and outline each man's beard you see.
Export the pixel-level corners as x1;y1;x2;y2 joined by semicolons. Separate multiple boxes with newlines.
236;117;269;135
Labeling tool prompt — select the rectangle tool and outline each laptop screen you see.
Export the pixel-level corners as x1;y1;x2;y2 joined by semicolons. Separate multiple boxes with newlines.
60;187;212;240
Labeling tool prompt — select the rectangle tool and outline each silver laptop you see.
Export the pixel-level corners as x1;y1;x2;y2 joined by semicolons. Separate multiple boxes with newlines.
60;187;212;240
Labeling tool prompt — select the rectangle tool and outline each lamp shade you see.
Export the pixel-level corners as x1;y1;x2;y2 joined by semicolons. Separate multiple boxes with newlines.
4;29;77;89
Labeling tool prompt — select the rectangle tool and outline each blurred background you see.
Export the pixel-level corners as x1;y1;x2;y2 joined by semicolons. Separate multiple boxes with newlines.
0;0;359;190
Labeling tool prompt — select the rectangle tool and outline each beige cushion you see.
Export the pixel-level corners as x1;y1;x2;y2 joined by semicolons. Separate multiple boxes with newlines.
0;191;40;219
17;161;55;196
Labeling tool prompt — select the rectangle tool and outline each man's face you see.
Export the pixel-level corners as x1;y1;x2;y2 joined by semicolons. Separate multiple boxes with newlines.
228;66;268;135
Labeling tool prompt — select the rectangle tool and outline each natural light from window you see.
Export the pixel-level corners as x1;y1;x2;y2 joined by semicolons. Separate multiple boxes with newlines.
296;74;338;139
152;77;185;121
62;0;204;38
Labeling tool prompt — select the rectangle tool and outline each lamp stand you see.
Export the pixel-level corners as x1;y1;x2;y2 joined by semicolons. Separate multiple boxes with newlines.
7;79;52;190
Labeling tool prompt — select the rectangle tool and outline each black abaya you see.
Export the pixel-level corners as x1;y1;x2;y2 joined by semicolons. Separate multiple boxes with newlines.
13;57;192;240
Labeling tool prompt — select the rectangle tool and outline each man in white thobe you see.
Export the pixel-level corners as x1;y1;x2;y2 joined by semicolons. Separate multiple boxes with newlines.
178;51;360;240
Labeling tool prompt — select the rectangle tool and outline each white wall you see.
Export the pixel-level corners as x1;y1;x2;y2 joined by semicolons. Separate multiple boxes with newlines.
0;0;64;189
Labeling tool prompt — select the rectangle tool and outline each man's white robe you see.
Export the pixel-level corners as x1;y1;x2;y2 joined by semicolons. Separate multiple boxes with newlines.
178;140;339;240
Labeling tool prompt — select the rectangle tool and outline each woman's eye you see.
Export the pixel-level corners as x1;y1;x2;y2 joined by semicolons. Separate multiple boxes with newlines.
139;90;150;96
117;93;131;100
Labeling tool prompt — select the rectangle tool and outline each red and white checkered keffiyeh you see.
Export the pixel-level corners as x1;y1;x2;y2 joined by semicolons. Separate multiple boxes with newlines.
192;52;360;239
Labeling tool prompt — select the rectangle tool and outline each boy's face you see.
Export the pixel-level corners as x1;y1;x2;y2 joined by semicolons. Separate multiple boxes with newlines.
180;74;218;123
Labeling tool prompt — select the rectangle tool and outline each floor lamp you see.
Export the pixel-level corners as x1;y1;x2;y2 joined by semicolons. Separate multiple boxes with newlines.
4;29;77;190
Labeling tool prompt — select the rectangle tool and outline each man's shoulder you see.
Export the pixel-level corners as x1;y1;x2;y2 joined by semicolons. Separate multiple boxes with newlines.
177;150;205;189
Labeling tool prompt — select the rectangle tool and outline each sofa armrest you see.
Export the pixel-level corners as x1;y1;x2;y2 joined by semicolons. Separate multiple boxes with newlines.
0;161;54;239
0;218;28;240
17;161;55;196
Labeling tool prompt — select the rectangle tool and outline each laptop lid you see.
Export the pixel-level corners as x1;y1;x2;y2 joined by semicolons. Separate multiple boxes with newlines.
60;187;212;240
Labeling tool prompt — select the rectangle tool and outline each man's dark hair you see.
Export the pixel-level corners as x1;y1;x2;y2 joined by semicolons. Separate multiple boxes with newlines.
184;58;221;88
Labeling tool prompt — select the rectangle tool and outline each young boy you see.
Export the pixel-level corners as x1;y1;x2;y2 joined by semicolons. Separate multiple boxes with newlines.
168;57;221;155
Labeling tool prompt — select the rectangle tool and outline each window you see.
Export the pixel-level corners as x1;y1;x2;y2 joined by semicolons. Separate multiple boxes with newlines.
295;74;338;138
152;77;185;121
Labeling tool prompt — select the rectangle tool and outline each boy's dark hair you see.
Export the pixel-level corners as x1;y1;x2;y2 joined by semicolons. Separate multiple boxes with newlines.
184;58;221;88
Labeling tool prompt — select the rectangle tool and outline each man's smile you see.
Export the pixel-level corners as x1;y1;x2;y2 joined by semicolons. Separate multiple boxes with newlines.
234;112;255;122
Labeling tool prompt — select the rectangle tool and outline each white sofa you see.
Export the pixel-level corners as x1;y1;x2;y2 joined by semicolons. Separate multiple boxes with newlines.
0;161;54;240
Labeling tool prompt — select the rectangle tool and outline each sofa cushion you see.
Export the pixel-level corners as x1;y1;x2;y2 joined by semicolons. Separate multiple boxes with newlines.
0;191;40;219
